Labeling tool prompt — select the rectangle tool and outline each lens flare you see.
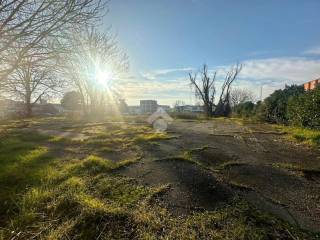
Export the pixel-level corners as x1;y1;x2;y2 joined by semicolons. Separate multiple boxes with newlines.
96;70;113;87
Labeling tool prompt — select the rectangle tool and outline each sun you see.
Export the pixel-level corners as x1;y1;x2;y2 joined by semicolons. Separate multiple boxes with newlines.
96;69;113;87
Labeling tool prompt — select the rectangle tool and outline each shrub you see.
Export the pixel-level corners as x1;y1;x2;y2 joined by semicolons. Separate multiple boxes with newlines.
287;87;320;129
253;101;267;121
171;112;202;120
263;85;304;124
233;101;255;118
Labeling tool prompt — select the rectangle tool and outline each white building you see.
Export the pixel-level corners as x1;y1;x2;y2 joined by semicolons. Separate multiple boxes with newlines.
174;105;203;113
140;100;158;113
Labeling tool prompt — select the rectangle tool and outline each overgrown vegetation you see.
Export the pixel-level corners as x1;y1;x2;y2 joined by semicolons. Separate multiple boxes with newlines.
275;125;320;147
233;85;320;145
0;118;317;239
233;85;305;123
287;86;320;129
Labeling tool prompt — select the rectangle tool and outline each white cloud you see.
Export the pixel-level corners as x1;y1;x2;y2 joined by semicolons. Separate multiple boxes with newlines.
236;57;320;99
140;67;194;80
241;57;320;83
119;57;320;105
303;46;320;55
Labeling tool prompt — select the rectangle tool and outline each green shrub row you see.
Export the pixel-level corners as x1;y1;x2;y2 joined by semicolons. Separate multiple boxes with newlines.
233;85;320;129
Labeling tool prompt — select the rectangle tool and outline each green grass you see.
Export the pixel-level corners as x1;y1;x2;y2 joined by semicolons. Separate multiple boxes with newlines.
0;129;151;239
227;118;320;147
180;151;212;169
273;125;320;147
133;198;316;240
0;118;318;239
134;132;175;143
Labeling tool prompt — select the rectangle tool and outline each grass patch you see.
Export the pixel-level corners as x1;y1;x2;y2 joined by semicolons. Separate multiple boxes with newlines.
94;176;151;207
85;136;129;149
133;198;316;239
274;125;320;147
0;131;55;222
68;155;141;175
48;135;81;145
76;155;116;174
134;132;175;143
99;146;115;153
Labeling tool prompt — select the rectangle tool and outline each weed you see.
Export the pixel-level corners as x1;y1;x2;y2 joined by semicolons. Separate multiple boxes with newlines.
73;155;116;174
275;125;320;147
218;161;248;170
116;158;140;169
134;132;175;143
133;198;315;239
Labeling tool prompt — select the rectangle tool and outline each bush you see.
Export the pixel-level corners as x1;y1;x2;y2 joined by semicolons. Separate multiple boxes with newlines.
287;87;320;129
233;101;255;118
171;112;203;120
253;101;267;121
263;85;304;124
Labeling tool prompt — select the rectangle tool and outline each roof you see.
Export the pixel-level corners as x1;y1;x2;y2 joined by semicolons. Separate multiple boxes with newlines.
305;78;320;84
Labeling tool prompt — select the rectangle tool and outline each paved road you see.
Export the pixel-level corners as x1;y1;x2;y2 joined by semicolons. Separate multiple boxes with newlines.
121;119;320;232
169;119;320;231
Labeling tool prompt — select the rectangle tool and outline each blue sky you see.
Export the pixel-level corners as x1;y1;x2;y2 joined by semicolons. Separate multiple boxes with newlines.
103;0;320;106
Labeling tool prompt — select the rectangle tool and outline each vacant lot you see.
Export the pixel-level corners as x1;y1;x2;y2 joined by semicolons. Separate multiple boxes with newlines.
0;117;319;239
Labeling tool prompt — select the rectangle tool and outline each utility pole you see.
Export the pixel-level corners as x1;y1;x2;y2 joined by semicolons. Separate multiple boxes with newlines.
260;85;263;101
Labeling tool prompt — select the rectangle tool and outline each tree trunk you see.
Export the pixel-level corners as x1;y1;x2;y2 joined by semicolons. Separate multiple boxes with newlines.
25;100;32;117
204;103;213;117
25;92;32;117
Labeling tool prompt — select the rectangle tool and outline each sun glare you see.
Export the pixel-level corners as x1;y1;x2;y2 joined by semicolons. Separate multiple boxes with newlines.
96;70;113;87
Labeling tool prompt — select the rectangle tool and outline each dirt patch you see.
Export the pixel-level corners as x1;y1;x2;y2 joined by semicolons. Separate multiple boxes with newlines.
118;158;233;215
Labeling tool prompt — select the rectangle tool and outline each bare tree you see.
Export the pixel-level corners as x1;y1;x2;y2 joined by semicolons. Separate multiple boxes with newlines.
63;28;129;116
189;64;216;117
0;0;105;81
214;63;243;116
2;54;63;117
230;88;255;107
189;63;242;117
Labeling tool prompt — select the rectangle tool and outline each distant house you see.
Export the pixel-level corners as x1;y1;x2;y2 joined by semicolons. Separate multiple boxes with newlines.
51;104;64;114
304;78;320;91
174;105;203;113
128;106;141;115
140;100;158;114
158;105;171;112
0;99;25;119
0;99;65;119
30;99;64;116
127;101;171;115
